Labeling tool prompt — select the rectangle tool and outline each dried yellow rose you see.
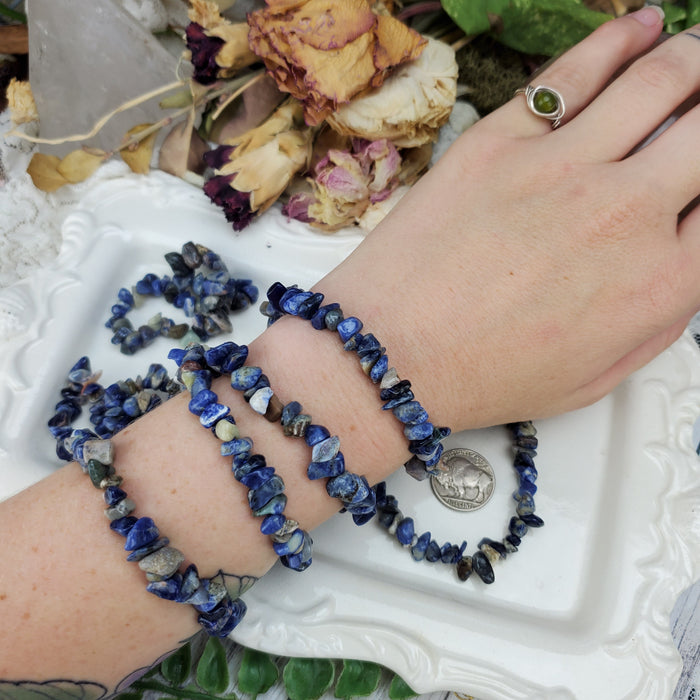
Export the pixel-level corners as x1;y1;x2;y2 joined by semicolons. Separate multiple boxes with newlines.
7;78;38;125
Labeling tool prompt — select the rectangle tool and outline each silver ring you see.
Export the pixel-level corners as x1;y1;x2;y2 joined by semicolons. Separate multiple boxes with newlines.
515;84;565;129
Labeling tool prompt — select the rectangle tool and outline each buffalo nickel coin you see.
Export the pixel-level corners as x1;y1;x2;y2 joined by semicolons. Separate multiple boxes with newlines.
430;447;495;512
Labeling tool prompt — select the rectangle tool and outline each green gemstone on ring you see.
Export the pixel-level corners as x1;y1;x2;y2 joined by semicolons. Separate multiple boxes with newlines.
533;89;558;115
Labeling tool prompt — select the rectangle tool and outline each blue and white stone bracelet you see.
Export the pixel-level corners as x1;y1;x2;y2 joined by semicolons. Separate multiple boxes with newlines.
196;341;378;526
261;282;451;481
105;241;258;355
62;428;250;636
375;421;544;584
168;343;314;572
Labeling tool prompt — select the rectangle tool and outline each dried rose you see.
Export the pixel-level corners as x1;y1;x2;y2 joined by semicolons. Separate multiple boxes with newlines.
186;1;257;85
203;101;313;230
7;78;38;125
327;36;457;147
247;0;426;125
283;137;405;231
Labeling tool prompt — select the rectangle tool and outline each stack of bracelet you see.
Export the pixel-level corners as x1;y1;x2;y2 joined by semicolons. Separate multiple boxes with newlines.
258;283;544;584
59;427;250;637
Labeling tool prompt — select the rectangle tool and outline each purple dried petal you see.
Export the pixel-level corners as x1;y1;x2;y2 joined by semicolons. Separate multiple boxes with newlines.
186;22;225;85
203;144;236;171
283;192;315;223
203;175;255;230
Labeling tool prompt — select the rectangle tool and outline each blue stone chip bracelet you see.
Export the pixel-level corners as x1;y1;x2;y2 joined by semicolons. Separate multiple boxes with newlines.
261;282;451;481
60;428;251;637
375;421;544;584
105;241;258;355
188;341;377;526
168;343;314;571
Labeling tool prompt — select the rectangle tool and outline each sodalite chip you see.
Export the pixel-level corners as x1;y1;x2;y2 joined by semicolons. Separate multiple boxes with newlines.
125;517;160;551
230;366;263;390
249;387;274;415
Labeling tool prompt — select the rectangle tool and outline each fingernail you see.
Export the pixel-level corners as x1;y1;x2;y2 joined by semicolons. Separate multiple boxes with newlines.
630;5;665;26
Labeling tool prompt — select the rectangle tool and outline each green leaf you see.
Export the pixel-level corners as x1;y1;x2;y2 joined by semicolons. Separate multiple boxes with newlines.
388;674;418;700
160;643;192;686
661;0;686;33
442;0;610;56
196;637;230;695
283;657;335;700
496;0;610;57
687;0;700;26
334;659;381;698
237;647;279;697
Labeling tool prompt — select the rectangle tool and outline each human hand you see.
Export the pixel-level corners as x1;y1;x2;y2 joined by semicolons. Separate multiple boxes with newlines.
314;7;700;430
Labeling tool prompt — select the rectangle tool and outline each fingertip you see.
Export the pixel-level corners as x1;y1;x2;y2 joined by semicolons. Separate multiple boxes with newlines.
628;5;665;27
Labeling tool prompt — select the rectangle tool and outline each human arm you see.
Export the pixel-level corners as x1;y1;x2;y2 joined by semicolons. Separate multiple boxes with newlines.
3;6;700;694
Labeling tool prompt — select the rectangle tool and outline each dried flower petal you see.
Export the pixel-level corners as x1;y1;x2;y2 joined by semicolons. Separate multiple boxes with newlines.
327;36;457;147
204;174;255;230
120;123;159;174
26;153;69;192
57;149;105;183
247;0;426;125
7;78;38;125
188;0;225;29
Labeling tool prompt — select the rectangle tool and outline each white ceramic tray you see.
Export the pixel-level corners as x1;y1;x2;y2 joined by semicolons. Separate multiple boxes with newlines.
1;171;698;700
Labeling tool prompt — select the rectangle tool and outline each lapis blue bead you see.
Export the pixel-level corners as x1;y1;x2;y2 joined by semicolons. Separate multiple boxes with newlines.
146;575;182;601
120;331;143;355
221;346;249;373
110;515;138;537
374;481;387;504
304;424;330;447
260;513;286;535
514;451;535;469
198;597;247;637
252;493;287;517
176;564;201;602
110;303;130;318
307;453;346;480
515;493;536;516
126;537;170;562
202;279;227;296
479;538;507;559
188;389;217;416
359;349;383;374
232;453;266;478
135;273;158;294
296;292;324;319
183;296;195;316
165;252;190;276
266;281;288;312
505;533;522;548
221;437;253;456
310;302;340;330
516;481;538;497
517;465;538;483
396;517;415;545
356;333;381;355
369;354;389;383
520;513;544;528
200;402;230;428
138;325;158;345
49;424;72;441
190;371;212;396
411;532;431;561
378;509;396;529
117;287;135;306
515;435;538;452
425;540;441;562
124;517;159;551
104;486;127;506
282;533;313;570
441;543;461;564
272;528;305;556
69;356;90;373
204;342;239;371
238;466;275;490
379;379;411;401
472;551;495;584
351;510;375;526
182;346;205;364
230;366;262;390
342;332;363;351
167;347;187;365
324;308;344;331
345;488;376;514
326;472;369;503
403;421;434;441
281;401;302;426
509;516;528;538
311;436;340;463
336;317;362;342
121;397;140;418
248;475;285;511
393;401;428;425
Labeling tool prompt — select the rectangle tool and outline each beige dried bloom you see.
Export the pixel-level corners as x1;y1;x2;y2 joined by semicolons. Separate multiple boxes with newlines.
7;79;38;125
247;0;426;125
327;36;457;147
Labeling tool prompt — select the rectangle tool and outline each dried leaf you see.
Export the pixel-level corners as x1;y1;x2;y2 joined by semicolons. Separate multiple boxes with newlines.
120;123;159;174
7;78;37;125
159;89;193;109
159;113;209;177
57;149;105;183
26;153;69;192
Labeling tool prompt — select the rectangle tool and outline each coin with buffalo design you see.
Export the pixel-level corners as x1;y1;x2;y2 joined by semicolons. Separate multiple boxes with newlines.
430;447;495;512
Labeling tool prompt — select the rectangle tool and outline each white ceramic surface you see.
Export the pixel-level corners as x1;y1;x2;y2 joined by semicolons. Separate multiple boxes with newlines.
0;171;698;700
